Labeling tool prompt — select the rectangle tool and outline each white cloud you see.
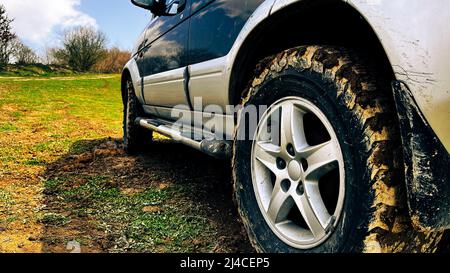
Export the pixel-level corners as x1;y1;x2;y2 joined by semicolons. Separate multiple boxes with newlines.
0;0;97;46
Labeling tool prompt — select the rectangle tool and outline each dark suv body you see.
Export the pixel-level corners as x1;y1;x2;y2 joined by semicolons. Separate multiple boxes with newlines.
122;0;450;253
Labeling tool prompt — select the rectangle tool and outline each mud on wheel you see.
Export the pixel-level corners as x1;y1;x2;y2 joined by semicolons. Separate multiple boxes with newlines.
232;46;443;253
123;78;152;154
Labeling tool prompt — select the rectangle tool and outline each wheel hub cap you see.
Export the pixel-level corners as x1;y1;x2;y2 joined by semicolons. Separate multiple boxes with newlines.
288;161;302;181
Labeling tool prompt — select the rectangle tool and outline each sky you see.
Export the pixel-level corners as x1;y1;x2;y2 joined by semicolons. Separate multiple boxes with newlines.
0;0;152;54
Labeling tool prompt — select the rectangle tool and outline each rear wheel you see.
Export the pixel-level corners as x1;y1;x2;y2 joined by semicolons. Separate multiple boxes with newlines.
233;46;443;253
123;78;152;154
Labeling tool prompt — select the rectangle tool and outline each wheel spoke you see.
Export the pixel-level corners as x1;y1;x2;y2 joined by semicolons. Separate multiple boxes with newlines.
267;183;293;224
304;181;333;228
254;141;281;175
292;193;326;238
280;104;293;148
302;141;339;181
280;104;307;150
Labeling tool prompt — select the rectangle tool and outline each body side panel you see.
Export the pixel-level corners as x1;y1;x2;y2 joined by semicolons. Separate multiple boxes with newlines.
346;0;450;152
143;67;186;107
188;0;269;112
188;56;229;111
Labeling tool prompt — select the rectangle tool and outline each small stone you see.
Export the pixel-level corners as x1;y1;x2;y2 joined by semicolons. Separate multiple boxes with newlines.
0;227;6;232
94;148;123;157
73;153;94;164
121;188;143;196
142;206;163;214
18;243;25;248
158;183;170;190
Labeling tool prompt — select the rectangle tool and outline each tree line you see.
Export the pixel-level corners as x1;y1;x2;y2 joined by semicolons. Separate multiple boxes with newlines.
0;4;130;73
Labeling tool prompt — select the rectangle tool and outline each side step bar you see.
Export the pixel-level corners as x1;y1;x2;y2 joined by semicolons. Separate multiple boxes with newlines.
136;117;232;160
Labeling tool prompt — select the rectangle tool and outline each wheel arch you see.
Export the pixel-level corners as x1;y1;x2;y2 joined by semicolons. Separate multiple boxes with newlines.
228;0;395;105
121;68;131;105
122;58;145;105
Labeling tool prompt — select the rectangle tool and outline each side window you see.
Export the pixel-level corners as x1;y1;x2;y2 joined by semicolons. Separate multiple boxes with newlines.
145;0;190;41
188;0;264;64
137;0;191;77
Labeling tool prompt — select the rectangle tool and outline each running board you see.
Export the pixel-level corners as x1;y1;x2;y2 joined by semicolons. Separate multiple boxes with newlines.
136;117;232;160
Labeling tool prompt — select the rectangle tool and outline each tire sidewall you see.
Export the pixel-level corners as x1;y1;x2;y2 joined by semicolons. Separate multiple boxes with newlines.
123;84;130;145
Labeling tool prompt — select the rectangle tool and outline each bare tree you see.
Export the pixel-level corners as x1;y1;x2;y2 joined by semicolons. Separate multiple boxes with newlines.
42;47;61;65
53;27;107;72
94;47;130;73
0;4;16;68
12;39;38;64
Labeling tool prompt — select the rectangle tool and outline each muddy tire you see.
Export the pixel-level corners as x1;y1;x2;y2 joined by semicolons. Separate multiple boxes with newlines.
123;78;152;154
232;46;443;253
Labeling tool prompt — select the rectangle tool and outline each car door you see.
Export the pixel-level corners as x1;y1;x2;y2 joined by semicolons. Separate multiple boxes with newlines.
187;0;265;111
136;0;191;109
186;0;265;138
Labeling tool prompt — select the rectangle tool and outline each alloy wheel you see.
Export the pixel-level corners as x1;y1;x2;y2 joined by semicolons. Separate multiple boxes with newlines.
251;97;345;249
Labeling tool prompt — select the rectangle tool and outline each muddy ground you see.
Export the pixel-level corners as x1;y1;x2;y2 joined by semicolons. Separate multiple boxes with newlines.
2;136;253;253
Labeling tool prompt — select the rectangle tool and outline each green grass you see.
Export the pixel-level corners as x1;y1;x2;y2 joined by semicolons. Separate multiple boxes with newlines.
41;213;71;227
46;174;215;252
0;189;13;206
0;189;15;224
1;77;121;127
0;74;228;253
0;122;18;132
0;75;122;171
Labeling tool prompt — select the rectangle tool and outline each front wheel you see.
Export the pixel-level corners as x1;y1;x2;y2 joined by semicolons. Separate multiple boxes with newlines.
232;46;443;253
123;78;152;154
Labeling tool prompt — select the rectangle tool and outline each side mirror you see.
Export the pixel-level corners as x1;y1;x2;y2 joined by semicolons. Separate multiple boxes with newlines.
131;0;166;15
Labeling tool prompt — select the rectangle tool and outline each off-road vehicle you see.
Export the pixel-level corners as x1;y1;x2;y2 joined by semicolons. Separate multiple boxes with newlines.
122;0;450;253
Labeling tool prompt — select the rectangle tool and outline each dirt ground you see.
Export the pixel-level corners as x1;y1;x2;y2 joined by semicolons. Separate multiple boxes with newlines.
1;136;254;253
0;75;253;253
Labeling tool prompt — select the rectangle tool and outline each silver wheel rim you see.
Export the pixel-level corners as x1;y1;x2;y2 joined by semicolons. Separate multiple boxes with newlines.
251;97;345;249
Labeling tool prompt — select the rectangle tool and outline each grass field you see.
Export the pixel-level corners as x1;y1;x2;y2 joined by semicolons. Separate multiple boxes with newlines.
0;74;251;253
